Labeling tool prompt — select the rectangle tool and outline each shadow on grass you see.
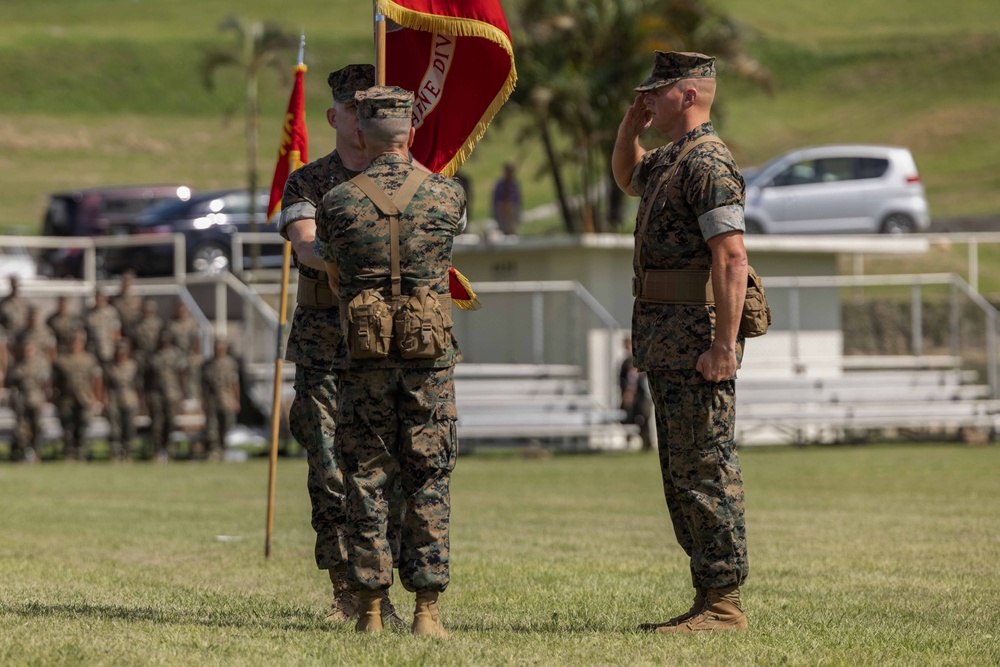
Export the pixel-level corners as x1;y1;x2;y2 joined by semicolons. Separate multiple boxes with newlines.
5;601;651;636
3;600;321;632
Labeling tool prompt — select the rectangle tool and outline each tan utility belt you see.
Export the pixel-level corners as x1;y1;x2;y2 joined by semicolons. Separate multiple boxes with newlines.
633;269;714;304
339;293;454;327
296;274;336;309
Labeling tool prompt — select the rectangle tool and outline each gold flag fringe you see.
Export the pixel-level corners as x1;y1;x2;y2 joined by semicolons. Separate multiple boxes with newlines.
451;267;483;311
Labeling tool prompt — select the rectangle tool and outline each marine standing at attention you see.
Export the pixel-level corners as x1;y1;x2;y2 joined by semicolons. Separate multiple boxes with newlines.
612;51;750;633
85;289;121;370
6;339;51;462
105;340;140;461
0;275;30;341
278;64;403;626
47;296;83;356
314;85;465;638
200;338;240;460
53;330;103;461
110;270;144;341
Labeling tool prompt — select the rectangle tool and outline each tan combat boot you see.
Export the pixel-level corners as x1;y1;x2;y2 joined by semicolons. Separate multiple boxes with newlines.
380;591;406;629
639;586;706;632
411;590;448;638
324;565;359;623
355;590;383;633
657;586;748;634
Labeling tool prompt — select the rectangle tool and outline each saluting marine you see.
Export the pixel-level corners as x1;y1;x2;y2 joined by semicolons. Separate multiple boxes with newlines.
613;51;751;634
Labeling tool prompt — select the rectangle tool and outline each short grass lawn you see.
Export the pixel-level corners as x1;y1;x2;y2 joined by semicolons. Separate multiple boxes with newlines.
1;444;998;666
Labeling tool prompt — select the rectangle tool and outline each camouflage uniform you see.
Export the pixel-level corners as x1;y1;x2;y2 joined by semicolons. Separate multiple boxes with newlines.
85;303;121;367
166;312;200;400
0;293;29;340
131;307;164;398
5;353;50;460
315;94;465;593
52;349;101;460
47;311;83;355
201;352;239;454
105;357;139;459
14;324;56;361
111;293;143;341
280;148;359;570
631;118;749;590
144;345;185;457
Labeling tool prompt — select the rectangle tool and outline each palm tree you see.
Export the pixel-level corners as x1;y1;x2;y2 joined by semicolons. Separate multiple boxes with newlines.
201;16;297;269
510;0;772;234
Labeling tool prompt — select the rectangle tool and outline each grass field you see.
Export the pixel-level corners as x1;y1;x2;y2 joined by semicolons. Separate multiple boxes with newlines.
1;1;1000;233
2;445;998;666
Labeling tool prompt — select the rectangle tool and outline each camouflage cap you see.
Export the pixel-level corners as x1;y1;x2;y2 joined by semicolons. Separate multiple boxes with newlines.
355;85;414;120
327;64;376;103
634;51;716;92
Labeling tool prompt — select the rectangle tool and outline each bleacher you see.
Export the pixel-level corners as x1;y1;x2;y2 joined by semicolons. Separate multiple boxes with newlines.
735;361;1000;445
452;363;637;450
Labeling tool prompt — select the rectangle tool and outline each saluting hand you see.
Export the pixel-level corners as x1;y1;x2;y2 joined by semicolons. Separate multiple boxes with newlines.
618;94;652;140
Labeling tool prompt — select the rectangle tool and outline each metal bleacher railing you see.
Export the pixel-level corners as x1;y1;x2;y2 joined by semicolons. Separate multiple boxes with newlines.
5;230;1000;449
759;272;999;398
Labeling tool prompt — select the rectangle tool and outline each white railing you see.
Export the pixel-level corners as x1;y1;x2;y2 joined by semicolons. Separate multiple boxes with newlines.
850;232;1000;293
764;272;999;397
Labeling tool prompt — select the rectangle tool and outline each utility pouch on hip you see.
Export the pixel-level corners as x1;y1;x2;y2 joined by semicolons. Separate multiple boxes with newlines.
345;288;393;359
296;274;336;309
394;286;452;360
740;265;771;338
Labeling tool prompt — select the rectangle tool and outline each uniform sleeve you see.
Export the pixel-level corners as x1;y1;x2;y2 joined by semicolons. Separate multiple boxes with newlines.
278;167;318;239
442;177;468;234
630;148;660;197
312;191;339;263
684;145;746;240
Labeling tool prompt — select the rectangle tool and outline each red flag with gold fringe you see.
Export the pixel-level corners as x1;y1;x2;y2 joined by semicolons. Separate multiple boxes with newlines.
266;64;309;223
379;0;515;309
379;0;516;177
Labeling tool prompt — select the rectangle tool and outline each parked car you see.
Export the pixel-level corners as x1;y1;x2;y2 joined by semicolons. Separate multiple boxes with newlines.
106;189;285;276
38;184;194;277
743;145;930;234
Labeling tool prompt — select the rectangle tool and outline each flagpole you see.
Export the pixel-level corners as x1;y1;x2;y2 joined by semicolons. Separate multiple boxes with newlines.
374;2;386;86
264;30;306;560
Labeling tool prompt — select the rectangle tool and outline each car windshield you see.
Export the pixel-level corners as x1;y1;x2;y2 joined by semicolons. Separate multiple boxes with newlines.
138;197;198;223
744;154;789;186
137;190;269;224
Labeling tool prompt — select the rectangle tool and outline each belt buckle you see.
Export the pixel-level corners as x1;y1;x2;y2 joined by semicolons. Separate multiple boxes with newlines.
631;276;641;297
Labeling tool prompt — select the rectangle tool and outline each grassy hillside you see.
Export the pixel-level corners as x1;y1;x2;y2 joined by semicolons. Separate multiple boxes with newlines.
0;0;998;233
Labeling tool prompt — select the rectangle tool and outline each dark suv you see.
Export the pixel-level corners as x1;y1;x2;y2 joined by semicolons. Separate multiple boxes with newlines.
39;185;194;277
107;189;285;276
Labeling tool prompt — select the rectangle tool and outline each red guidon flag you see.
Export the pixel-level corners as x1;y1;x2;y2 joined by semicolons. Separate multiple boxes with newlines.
379;0;516;176
266;63;309;222
380;0;516;310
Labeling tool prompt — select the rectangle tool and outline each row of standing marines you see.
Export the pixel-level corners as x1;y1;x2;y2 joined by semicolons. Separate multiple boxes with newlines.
1;273;239;462
277;49;750;637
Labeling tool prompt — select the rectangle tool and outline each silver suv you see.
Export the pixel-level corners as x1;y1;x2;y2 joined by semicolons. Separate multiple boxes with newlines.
743;145;930;234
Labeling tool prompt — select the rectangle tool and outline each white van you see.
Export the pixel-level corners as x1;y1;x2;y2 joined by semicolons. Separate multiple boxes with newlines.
743;145;930;234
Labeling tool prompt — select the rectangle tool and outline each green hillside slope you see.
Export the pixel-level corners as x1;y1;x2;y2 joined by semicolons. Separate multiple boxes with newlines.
0;0;998;232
